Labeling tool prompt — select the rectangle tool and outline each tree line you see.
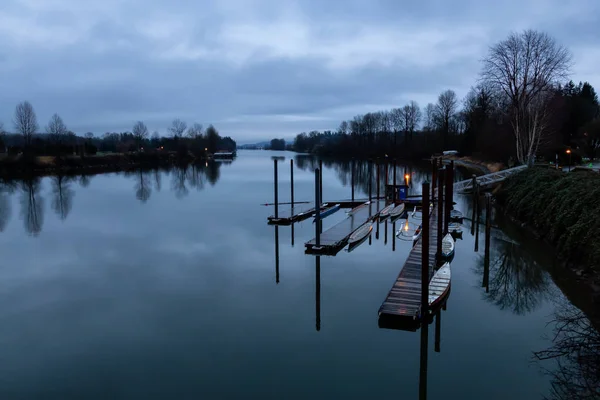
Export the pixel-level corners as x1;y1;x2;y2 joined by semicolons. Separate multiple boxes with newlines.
289;30;600;165
0;102;236;159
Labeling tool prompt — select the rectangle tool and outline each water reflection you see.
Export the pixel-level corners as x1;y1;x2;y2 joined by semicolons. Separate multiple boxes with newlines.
51;175;75;220
0;160;231;235
19;178;44;236
534;300;600;400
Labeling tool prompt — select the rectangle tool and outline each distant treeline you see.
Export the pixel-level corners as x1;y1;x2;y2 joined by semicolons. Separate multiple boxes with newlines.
274;31;600;164
0;102;236;160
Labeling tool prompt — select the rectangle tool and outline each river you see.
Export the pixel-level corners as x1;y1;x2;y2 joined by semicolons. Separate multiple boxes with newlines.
0;150;596;399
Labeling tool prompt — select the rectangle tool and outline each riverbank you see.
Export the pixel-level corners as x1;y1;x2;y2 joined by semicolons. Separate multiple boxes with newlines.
0;152;206;179
496;167;600;319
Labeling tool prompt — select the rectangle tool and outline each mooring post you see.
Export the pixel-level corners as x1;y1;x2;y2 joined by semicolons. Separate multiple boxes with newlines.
376;159;380;200
474;184;480;252
351;159;355;202
437;167;444;259
421;181;430;316
319;159;323;204
275;226;280;284
444;162;453;234
431;159;437;204
315;168;321;247
419;320;429;400
470;175;477;236
368;159;372;202
290;159;294;209
291;224;295;247
385;160;389;195
315;256;321;331
484;193;492;292
274;159;279;219
393;159;397;203
392;221;396;251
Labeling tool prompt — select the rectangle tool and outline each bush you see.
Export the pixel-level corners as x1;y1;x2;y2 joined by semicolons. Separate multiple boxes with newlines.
498;167;600;272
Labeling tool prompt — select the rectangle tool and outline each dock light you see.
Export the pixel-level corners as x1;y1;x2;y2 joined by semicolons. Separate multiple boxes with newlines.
404;220;410;232
566;149;572;172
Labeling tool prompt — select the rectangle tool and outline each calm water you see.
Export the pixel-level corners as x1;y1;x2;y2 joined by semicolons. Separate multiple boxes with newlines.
0;150;595;399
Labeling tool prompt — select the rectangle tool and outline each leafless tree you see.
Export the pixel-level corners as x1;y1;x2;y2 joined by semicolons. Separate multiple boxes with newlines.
169;118;187;138
402;101;422;140
14;101;38;146
186;123;203;139
423;103;436;131
390;108;404;146
481;29;571;165
19;178;44;236
338;120;349;135
132;121;149;147
45;113;68;144
435;90;458;148
84;132;94;140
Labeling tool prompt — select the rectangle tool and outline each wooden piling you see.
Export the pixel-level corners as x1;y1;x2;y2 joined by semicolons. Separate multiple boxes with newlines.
351;159;355;202
437;167;444;259
421;181;430;317
444;162;453;234
291;224;295;247
274;159;279;219
434;310;441;353
368;159;372;202
470;175;477;236
431;159;437;204
474;184;480;252
376;160;380;200
319;159;323;204
290;159;294;208
393;160;397;203
484;194;492;292
419;300;429;400
392;221;396;251
315;168;321;247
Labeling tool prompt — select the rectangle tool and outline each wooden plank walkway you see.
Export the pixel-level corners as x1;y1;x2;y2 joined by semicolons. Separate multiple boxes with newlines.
305;200;385;255
378;204;438;322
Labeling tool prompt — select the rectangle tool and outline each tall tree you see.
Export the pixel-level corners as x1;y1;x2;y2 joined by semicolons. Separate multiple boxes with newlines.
205;124;219;153
481;29;571;165
435;90;458;149
169;118;187;138
14;101;38;146
423;103;436;131
45;113;68;144
132;121;149;148
187;123;204;139
402;101;422;140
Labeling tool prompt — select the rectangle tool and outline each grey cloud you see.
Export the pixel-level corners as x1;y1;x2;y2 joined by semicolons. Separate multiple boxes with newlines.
0;0;598;141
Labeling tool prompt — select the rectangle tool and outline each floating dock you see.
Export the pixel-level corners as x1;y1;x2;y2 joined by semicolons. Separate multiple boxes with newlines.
268;198;388;225
378;204;440;329
305;200;386;255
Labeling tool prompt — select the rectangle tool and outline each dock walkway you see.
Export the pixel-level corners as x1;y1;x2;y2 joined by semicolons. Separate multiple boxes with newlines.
305;200;385;255
378;204;438;323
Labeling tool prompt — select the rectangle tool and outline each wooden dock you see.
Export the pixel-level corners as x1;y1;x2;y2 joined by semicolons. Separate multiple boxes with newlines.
268;198;386;225
378;204;439;327
305;200;385;255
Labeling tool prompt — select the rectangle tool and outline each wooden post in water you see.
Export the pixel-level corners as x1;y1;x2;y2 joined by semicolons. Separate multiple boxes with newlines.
474;184;480;252
315;169;321;247
393;159;397;203
351;159;355;202
385;160;389;196
275;226;280;284
368;160;372;202
437;167;444;259
421;181;430;317
376;160;380;200
290;159;294;209
319;159;323;204
444;162;453;234
484;193;492;292
419;182;430;400
291;224;294;247
431;159;437;204
274;159;279;219
384;219;388;245
470;175;477;236
315;256;321;331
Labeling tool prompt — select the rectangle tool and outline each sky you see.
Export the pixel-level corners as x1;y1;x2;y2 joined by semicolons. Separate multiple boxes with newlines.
0;0;599;143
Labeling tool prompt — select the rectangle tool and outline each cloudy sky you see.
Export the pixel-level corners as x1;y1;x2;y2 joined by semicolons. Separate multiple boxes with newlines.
1;0;598;142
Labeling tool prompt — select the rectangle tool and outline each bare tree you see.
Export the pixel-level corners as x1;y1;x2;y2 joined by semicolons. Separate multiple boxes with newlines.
45;113;68;144
435;90;458;149
132;121;149;148
14;101;38;146
423;103;436;131
390;108;404;147
481;29;571;165
169;118;187;138
402;101;422;140
84;132;94;140
186;123;203;139
338;120;349;135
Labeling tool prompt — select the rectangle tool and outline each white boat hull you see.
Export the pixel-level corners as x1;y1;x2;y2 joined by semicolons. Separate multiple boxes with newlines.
428;262;451;306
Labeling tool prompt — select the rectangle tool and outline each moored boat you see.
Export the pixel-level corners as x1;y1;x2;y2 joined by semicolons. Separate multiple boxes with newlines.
428;262;451;307
441;233;455;258
389;203;405;219
348;201;370;216
378;204;395;221
347;222;374;252
313;203;340;221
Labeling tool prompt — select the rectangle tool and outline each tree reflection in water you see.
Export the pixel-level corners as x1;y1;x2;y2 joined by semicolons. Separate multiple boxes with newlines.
476;236;550;315
135;169;152;203
0;182;15;232
19;178;44;236
534;299;600;400
51;175;75;220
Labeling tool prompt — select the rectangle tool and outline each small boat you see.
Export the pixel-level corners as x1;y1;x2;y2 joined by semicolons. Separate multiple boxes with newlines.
412;225;422;242
441;233;455;258
378;204;395;221
429;262;451;308
313;203;340;221
389;203;405;219
348;222;373;245
450;209;464;223
395;219;411;238
411;206;418;218
348;201;370;216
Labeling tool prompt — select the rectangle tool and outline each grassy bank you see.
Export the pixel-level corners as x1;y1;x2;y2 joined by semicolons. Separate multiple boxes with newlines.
497;168;600;289
0;152;197;178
